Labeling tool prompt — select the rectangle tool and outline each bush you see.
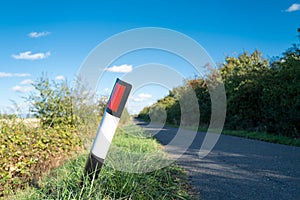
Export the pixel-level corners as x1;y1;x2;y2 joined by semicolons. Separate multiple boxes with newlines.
29;75;105;130
138;45;300;138
0;75;104;196
0;119;81;196
261;45;300;136
220;50;269;130
10;125;196;200
29;75;75;128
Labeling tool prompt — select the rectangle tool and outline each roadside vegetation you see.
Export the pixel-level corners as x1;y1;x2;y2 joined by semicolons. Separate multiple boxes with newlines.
138;45;300;145
0;75;198;199
11;125;196;200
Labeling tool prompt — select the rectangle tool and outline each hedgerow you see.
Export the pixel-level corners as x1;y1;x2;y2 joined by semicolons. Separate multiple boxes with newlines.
0;75;104;196
139;45;300;138
0;118;81;196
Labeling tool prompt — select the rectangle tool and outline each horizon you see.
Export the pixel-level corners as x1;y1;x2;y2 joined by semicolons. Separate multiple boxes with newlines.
0;0;299;115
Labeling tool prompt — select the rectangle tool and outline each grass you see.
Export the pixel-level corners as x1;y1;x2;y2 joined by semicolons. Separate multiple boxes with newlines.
136;118;300;147
7;124;199;200
195;124;300;147
221;129;300;147
198;125;300;147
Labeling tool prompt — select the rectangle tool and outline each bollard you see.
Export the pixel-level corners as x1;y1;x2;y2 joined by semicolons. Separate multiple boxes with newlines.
84;78;132;180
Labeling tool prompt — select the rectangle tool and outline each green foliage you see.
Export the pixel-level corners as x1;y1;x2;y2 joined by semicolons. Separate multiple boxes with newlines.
221;47;299;137
10;126;196;200
138;45;300;138
29;75;105;130
71;77;107;138
0;119;81;196
138;107;150;121
29;75;76;128
119;108;131;125
220;50;269;130
1;74;196;199
261;45;300;136
222;129;300;147
186;78;211;126
1;75;104;196
138;92;179;125
138;85;201;127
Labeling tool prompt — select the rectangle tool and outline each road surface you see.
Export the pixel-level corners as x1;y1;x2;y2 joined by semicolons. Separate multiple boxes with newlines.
136;121;300;200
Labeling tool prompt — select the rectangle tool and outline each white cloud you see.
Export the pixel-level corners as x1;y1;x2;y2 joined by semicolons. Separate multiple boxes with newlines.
55;75;65;81
106;64;132;73
12;85;34;93
20;79;34;85
132;93;152;102
285;3;300;12
127;99;155;115
0;72;31;78
132;98;143;102
12;51;50;60
18;73;31;77
28;31;50;38
138;93;152;99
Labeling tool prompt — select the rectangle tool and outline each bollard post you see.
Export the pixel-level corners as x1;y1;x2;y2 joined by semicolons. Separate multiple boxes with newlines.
84;78;132;180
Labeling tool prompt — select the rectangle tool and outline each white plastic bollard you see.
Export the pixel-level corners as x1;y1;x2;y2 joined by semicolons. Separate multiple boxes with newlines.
84;78;132;180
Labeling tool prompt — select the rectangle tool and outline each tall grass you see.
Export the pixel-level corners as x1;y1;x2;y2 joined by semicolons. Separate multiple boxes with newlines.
9;124;198;200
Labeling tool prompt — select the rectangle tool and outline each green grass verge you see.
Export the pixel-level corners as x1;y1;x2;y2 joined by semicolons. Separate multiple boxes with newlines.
221;129;300;147
196;124;300;147
8;124;198;200
198;125;300;147
136;118;300;147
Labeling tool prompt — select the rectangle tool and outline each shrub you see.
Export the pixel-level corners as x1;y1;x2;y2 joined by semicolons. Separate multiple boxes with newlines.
0;75;104;196
138;45;300;138
0;119;81;196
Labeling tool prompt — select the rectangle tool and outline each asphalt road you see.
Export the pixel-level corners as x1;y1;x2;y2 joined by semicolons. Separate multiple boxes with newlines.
136;121;300;200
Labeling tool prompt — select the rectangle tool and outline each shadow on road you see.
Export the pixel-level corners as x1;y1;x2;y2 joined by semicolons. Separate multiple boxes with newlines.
135;119;300;200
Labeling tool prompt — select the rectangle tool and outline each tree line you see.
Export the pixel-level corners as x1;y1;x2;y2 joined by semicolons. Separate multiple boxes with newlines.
138;45;300;138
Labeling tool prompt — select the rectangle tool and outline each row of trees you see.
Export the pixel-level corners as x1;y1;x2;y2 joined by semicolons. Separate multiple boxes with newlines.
139;45;300;138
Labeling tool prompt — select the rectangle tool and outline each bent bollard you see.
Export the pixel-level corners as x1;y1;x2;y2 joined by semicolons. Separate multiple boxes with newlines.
84;78;132;180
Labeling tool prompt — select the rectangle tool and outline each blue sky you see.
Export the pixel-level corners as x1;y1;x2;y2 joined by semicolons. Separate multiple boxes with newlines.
0;0;299;115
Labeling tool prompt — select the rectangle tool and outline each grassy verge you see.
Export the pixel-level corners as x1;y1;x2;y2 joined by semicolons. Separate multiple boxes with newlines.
136;118;300;147
198;125;300;147
221;129;300;147
8;124;199;200
196;124;300;147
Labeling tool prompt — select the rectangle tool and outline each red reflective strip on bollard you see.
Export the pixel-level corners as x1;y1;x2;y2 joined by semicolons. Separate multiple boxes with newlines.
108;83;126;112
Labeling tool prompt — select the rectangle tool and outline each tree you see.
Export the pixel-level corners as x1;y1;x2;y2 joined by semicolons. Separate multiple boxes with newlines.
138;47;300;138
29;75;75;128
220;50;269;130
262;45;300;136
29;75;104;129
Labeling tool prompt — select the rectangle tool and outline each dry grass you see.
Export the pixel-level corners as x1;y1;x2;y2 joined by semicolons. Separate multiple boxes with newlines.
0;118;40;128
